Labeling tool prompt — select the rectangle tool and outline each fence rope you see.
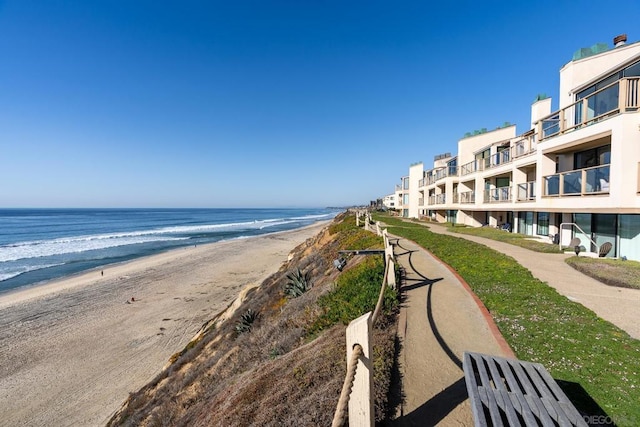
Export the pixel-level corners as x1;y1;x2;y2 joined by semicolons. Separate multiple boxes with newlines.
331;343;364;427
331;221;395;426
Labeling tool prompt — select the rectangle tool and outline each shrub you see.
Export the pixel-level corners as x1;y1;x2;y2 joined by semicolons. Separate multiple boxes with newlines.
235;309;259;334
308;256;397;335
284;268;312;298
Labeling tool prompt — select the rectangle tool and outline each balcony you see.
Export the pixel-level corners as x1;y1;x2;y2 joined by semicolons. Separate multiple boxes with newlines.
512;133;537;159
458;191;475;204
460;160;478;176
427;167;457;185
460;151;512;177
418;198;424;206
543;164;610;196
516;181;536;201
484;186;512;203
538;77;639;141
418;178;426;187
486;150;511;170
428;194;446;205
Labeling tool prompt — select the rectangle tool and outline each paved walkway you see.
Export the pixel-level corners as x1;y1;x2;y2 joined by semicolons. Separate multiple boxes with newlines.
422;222;640;340
389;221;640;426
390;236;512;426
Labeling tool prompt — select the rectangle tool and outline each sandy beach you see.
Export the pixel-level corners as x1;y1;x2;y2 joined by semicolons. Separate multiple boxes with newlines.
0;222;328;427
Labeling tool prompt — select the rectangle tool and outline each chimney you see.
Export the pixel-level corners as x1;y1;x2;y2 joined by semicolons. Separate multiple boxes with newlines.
614;34;627;47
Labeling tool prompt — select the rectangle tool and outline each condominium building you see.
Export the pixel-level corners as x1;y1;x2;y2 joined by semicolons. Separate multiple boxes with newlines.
391;34;640;260
381;193;397;209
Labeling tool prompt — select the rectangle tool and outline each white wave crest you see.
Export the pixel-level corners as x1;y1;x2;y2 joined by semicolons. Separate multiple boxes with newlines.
0;214;332;263
0;235;188;263
0;263;65;282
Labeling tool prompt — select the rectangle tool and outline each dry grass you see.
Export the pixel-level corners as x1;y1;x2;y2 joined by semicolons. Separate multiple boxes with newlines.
108;212;399;426
565;256;640;290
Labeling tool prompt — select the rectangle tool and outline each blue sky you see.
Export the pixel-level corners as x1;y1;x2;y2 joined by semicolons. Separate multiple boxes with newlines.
0;1;637;208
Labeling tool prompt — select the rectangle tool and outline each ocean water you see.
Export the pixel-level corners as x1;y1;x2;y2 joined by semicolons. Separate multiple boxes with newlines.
0;208;340;293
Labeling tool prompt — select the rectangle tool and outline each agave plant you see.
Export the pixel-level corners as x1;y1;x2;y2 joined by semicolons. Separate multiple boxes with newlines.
235;308;259;333
284;268;312;298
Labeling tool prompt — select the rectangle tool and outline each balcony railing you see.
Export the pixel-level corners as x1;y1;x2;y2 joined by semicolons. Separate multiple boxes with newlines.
512;133;537;159
516;181;536;201
418;178;426;187
543;164;610;196
427;167;457;185
428;194;446;205
538;77;639;141
484;186;512;203
418;198;424;206
487;150;511;169
458;191;475;204
460;160;478;176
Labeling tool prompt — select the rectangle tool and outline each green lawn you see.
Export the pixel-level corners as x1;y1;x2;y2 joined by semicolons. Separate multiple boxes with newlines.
437;219;640;290
375;214;640;426
440;221;563;253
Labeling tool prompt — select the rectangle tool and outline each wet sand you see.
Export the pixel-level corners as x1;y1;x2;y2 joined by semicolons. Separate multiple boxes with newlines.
0;222;328;427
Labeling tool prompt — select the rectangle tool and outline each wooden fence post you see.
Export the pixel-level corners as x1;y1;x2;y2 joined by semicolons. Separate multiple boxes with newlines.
386;257;396;289
346;312;374;427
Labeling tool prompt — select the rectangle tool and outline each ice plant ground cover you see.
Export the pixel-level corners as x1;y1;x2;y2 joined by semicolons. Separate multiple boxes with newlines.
375;213;640;427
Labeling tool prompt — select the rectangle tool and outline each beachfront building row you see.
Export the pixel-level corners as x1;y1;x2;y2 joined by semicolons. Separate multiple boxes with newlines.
392;34;640;261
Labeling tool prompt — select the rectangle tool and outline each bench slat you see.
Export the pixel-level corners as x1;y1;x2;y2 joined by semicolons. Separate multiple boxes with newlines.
464;352;588;427
506;358;556;425
483;357;522;426
463;352;490;426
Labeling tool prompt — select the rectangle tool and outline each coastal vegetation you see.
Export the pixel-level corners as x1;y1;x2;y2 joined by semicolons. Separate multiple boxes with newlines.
376;214;640;426
283;268;312;298
565;256;640;290
108;212;398;426
437;218;640;289
441;221;563;253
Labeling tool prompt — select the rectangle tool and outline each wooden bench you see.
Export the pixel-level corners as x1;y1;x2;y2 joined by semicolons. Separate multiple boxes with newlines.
463;352;588;426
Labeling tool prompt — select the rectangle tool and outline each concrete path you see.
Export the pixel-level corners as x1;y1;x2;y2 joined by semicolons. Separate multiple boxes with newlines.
390;236;513;426
422;222;640;340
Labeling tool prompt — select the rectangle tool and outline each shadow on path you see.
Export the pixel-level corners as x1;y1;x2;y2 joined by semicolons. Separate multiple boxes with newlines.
391;238;467;426
392;377;468;426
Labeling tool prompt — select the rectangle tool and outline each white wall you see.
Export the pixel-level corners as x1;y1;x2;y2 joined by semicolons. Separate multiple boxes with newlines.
559;42;640;108
408;162;424;218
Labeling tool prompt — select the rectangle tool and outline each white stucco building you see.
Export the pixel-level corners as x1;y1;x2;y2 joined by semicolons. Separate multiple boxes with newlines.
392;34;640;260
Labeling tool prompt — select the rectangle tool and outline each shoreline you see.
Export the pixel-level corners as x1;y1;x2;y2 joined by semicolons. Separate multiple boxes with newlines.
0;220;331;310
0;220;330;427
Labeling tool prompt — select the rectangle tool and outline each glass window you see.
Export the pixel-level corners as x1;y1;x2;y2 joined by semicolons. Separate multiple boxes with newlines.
537;212;549;236
575;145;611;169
620;215;640;260
574;213;592;251
475;148;490;160
624;61;640;77
447;158;457;176
496;177;510;188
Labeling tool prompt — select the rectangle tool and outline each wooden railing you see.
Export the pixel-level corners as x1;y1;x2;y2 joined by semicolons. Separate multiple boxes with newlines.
537;77;639;141
484;186;511;203
516;181;536;201
543;164;610;196
458;191;475;204
512;132;537;159
428;194;446;205
332;221;396;427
